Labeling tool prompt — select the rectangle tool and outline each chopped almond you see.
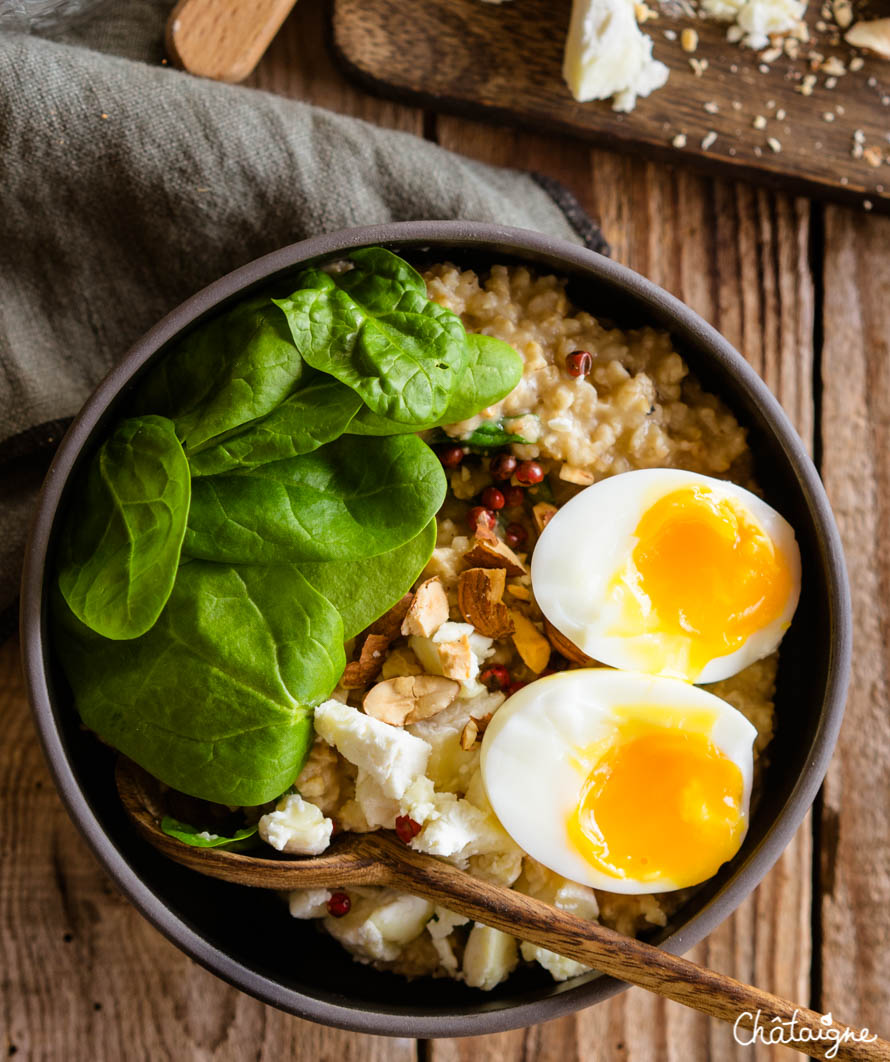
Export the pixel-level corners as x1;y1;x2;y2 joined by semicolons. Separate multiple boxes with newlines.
558;464;595;486
458;568;515;639
506;583;531;600
846;18;890;58
460;718;479;750
341;593;413;688
462;534;526;577
543;617;594;666
510;610;552;674
474;712;493;735
363;675;459;726
401;577;449;638
532;502;558;533
436;634;476;681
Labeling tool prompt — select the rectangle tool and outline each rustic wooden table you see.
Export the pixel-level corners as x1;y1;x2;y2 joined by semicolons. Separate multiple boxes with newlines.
3;1;888;1058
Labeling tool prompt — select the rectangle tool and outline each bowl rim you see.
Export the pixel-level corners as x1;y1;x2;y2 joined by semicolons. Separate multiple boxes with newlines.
19;219;852;1038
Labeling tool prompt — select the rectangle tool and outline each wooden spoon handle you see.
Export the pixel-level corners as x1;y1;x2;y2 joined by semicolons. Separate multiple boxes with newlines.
379;841;887;1062
165;0;298;83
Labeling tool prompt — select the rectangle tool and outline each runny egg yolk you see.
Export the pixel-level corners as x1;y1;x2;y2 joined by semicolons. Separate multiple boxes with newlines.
567;722;746;888
610;485;793;677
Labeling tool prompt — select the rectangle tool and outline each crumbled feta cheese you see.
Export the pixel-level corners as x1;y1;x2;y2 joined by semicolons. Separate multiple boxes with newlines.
563;0;669;112
354;770;400;829
410;622;495;698
258;793;332;855
520;941;591;981
288;888;332;919
462;924;519;990
426;906;470;971
701;0;806;49
314;699;431;799
324;890;434;963
468;848;524;887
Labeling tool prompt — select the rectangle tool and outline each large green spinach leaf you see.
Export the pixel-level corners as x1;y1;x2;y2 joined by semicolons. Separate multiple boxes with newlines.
183;434;445;565
53;561;345;806
57;416;190;641
274;248;468;426
133;296;305;451
188;375;362;476
347;333;522;435
299;518;436;639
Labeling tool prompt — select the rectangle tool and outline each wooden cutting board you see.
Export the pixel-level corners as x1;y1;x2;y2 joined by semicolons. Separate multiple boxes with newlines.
331;0;890;211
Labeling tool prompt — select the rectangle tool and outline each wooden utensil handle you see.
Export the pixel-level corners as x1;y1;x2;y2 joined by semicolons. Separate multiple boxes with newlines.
166;0;298;83
382;843;887;1061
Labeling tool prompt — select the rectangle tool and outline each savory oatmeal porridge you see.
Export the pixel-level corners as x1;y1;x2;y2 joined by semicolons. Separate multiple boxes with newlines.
259;263;779;989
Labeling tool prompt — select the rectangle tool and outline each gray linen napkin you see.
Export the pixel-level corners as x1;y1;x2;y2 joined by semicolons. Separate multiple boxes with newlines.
0;7;607;640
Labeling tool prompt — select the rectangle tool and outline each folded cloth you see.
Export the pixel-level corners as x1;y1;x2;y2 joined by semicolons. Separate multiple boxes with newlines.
0;7;607;641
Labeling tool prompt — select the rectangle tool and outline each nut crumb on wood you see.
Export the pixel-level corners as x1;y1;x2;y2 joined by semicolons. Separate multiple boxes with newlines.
363;675;459;726
401;577;449;638
681;27;698;52
846;18;890;60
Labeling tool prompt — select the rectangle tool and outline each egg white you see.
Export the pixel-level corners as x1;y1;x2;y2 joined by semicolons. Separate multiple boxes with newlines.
531;468;802;684
480;669;757;893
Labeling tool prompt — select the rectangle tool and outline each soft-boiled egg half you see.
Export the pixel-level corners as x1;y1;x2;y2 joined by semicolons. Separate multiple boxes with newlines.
481;669;757;893
531;469;801;684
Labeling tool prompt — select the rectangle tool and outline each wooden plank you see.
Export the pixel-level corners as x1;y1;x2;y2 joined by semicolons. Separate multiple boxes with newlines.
332;0;890;211
818;207;890;1032
246;0;422;133
431;116;815;1060
0;636;416;1060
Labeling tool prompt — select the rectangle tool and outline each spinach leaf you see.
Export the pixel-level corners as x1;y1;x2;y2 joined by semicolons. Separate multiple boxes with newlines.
57;416;190;641
161;816;259;851
426;420;532;450
183;434;446;565
133;296;305;452
347;333;522;435
274;248;468;426
299;518;436;639
53;561;345;806
188;375;362;476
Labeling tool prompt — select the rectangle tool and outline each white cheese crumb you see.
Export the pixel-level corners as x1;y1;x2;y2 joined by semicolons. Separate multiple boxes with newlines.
259;793;333;855
753;114;768;129
314;699;431;799
462;924;519;990
672;132;688;147
288;888;332;919
767;137;782;153
701;130;718;150
563;0;669;112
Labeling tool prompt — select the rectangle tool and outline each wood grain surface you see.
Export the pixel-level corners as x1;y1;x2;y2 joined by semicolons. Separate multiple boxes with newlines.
4;0;889;1058
332;0;890;211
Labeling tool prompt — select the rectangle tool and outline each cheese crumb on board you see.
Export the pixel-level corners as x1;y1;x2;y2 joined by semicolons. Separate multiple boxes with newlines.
562;0;669;111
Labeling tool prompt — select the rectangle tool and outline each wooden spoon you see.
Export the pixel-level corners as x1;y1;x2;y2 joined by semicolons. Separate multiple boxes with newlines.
117;760;888;1061
165;0;299;83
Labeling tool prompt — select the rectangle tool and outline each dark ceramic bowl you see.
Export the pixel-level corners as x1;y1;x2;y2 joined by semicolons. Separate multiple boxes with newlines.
20;221;851;1037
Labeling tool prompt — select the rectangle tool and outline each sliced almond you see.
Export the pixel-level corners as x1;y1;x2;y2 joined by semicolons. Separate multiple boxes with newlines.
846;18;890;59
436;634;476;681
363;674;459;726
341;593;414;689
543;617;594;666
401;577;449;638
532;502;558;533
510;610;552;674
460;718;479;750
558;464;595;486
474;712;494;736
458;568;515;639
462;534;526;577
